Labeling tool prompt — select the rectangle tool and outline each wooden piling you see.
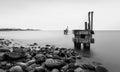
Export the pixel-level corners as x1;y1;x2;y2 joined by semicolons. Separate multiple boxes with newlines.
85;22;88;30
91;11;93;30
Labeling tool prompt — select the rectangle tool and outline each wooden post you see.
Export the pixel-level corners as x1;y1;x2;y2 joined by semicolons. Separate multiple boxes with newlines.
88;12;90;30
83;43;90;51
74;41;81;50
85;22;88;30
91;11;93;30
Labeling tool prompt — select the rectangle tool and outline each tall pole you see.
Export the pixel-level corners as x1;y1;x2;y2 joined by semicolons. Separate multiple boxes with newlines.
88;12;91;30
91;11;93;30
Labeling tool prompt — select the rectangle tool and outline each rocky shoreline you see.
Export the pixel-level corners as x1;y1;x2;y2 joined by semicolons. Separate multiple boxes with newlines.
0;38;108;72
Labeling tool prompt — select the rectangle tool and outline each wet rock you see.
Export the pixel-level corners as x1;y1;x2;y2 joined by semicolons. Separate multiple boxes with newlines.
45;59;65;70
74;67;84;72
81;64;96;71
61;65;69;72
66;69;74;72
9;65;24;72
0;69;6;72
96;66;108;72
35;54;46;64
0;61;7;66
6;63;12;69
0;53;5;61
26;63;37;72
0;48;10;52
16;62;27;70
53;51;60;55
64;58;76;64
76;55;82;60
34;66;46;72
51;69;59;72
4;52;26;60
26;59;36;66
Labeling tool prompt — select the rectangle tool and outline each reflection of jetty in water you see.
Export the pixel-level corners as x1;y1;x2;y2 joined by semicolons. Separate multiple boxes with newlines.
73;11;95;51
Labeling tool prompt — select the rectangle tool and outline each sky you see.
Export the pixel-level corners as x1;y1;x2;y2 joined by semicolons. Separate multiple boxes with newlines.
0;0;120;30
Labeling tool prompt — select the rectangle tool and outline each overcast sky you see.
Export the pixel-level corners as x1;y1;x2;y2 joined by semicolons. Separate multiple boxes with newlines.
0;0;120;30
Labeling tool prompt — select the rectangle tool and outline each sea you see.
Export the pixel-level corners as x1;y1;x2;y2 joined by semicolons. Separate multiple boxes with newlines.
0;30;120;72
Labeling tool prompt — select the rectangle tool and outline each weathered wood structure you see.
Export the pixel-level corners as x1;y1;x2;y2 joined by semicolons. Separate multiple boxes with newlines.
73;11;95;50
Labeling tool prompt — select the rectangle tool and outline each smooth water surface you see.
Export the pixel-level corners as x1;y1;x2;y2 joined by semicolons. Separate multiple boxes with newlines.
0;30;120;72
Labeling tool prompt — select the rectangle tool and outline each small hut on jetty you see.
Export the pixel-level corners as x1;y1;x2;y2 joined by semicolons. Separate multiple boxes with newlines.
73;11;95;50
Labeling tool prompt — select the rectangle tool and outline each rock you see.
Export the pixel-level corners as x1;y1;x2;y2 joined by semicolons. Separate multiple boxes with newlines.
64;58;76;64
34;66;46;72
9;66;24;72
0;48;10;52
66;69;74;72
51;69;59;72
96;66;108;72
45;59;65;69
74;67;84;72
0;61;8;69
4;52;25;60
0;53;5;61
0;61;7;66
26;63;39;72
35;54;46;64
16;62;27;70
26;59;36;66
81;64;95;70
76;55;82;60
61;65;69;72
6;63;12;69
0;69;6;72
53;51;60;55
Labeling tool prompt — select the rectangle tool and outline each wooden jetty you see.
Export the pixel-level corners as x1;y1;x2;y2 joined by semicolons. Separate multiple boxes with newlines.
73;11;94;50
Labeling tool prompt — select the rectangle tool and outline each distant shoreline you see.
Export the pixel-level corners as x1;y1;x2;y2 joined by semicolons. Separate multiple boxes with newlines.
0;28;40;31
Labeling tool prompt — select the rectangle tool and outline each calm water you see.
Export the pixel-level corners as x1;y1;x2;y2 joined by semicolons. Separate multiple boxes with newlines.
0;30;120;72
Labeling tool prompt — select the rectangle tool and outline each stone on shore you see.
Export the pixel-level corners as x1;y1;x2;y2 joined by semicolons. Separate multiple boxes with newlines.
74;67;84;72
9;66;23;72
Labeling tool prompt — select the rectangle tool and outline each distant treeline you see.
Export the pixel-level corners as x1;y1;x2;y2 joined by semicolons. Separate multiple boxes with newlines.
0;28;40;31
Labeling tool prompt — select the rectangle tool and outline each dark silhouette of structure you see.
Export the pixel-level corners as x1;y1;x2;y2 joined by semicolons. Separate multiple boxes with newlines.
64;26;68;35
73;11;95;50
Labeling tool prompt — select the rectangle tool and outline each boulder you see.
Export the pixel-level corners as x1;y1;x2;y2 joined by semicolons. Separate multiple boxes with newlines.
9;66;24;72
74;67;84;72
4;52;25;60
81;64;95;71
26;59;36;66
35;54;46;64
0;61;7;66
51;69;59;72
0;48;10;52
0;53;5;61
61;65;69;72
45;59;65;69
16;62;27;70
34;66;46;72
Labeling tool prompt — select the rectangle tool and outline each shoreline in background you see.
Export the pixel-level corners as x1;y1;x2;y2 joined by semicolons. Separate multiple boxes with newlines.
0;28;40;31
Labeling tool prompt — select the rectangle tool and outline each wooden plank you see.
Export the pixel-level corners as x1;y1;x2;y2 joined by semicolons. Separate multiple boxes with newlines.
73;30;91;35
73;38;91;43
